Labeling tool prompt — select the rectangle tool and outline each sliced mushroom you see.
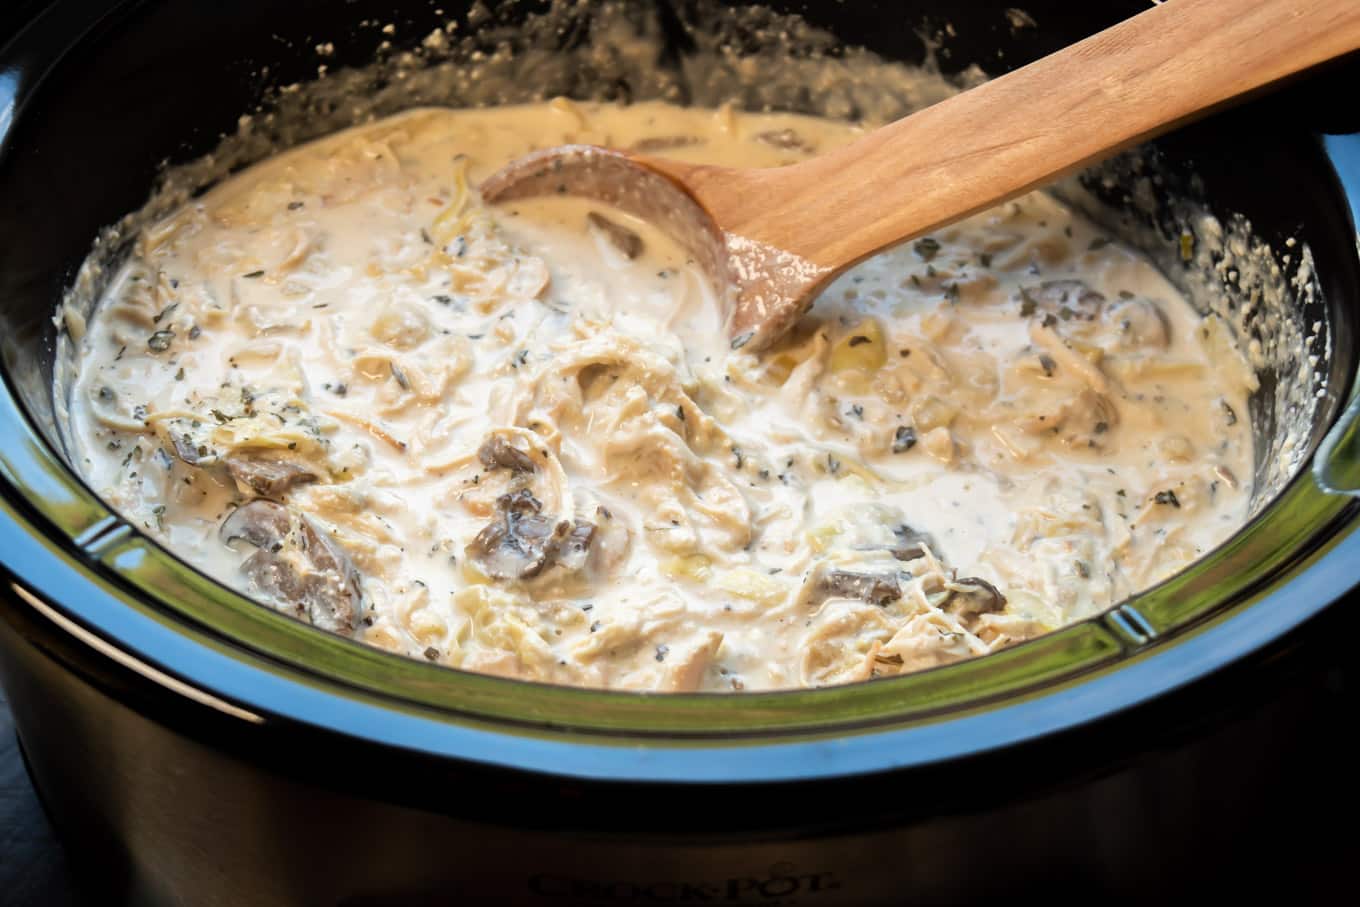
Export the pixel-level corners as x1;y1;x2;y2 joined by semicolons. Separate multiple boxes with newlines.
889;523;936;562
1020;279;1105;322
466;489;598;580
819;569;902;606
944;576;1007;618
156;417;221;467
477;435;537;474
220;499;363;635
554;520;598;572
468;490;561;579
1061;389;1119;448
221;498;291;550
587;211;644;259
225;452;317;496
1105;296;1171;349
170;431;210;466
1036;279;1105;310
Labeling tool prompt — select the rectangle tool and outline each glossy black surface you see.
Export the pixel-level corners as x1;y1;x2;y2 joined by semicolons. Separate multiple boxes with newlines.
0;688;80;907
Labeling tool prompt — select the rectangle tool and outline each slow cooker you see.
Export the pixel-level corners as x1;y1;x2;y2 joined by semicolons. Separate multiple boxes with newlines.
3;1;1360;904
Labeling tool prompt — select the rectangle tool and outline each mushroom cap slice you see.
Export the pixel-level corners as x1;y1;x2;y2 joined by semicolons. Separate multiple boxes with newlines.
819;569;902;607
225;452;318;497
220;499;364;635
466;490;598;580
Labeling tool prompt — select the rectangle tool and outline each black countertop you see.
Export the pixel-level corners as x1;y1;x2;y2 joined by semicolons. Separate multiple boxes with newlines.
0;685;81;907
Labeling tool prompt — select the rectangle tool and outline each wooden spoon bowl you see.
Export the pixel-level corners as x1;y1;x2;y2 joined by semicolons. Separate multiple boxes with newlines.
482;0;1360;352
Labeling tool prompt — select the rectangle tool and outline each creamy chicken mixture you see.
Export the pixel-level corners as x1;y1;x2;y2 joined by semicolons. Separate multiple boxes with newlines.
63;101;1257;691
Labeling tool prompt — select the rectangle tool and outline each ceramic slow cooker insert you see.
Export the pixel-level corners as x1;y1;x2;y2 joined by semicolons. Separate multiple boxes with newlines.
2;1;1360;904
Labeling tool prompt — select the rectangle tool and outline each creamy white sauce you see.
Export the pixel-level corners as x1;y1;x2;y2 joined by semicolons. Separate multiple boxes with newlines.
64;101;1256;691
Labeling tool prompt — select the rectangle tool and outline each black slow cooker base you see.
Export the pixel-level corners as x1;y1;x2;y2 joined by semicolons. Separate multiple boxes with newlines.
3;567;1359;905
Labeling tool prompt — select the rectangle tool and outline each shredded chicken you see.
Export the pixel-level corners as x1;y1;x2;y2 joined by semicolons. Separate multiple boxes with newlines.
65;102;1255;690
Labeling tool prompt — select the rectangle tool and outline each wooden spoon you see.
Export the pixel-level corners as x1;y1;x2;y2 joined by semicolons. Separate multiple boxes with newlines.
482;0;1360;352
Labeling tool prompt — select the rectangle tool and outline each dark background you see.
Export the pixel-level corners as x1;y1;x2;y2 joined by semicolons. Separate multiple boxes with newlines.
2;6;86;902
1;8;75;905
0;2;48;44
0;685;81;906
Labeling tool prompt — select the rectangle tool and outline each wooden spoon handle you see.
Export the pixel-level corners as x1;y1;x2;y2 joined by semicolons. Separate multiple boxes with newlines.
680;0;1360;271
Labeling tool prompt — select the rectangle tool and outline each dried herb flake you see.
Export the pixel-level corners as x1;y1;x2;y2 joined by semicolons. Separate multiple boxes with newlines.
892;426;917;453
147;330;175;353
